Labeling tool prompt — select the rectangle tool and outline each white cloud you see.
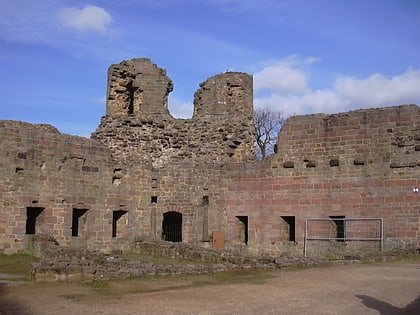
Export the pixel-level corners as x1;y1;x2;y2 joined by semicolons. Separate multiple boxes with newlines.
253;56;320;94
333;69;420;105
254;64;307;94
0;1;117;58
168;98;193;118
57;5;112;35
254;58;420;116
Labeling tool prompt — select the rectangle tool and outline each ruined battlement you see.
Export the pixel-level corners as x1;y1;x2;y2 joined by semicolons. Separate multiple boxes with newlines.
274;104;420;175
93;58;255;167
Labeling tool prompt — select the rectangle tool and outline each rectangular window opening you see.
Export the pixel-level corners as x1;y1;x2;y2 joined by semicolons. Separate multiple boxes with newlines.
330;216;345;241
26;207;44;235
151;196;158;204
112;210;128;238
281;216;296;242
72;209;88;237
235;215;248;245
202;195;209;206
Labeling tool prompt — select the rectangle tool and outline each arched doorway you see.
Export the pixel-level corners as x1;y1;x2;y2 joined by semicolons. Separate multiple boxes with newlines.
162;211;182;242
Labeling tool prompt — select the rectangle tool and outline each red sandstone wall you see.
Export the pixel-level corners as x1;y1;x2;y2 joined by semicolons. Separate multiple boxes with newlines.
225;105;420;254
0;121;149;253
276;104;420;171
0;121;227;254
1;104;419;257
226;164;419;254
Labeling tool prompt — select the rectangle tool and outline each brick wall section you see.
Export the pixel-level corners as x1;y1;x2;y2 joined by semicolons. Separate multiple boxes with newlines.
276;105;420;172
226;165;419;255
0;120;230;254
225;105;420;255
0;121;177;253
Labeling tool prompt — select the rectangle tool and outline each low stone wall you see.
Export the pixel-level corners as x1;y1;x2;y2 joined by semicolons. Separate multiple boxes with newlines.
32;251;235;282
133;239;275;265
31;239;418;282
32;240;278;282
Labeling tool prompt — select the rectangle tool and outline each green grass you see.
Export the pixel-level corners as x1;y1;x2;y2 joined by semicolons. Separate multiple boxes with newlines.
0;253;39;280
85;280;111;289
81;268;276;299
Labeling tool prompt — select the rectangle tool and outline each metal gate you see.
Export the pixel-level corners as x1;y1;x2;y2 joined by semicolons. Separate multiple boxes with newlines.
304;217;383;257
162;211;182;242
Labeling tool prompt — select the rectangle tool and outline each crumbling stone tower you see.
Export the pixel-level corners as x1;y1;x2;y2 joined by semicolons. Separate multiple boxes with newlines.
106;58;173;117
93;58;255;167
193;70;253;118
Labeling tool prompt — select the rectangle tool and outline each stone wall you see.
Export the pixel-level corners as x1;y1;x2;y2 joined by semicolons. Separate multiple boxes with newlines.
0;58;419;258
225;105;420;255
0;120;147;253
31;238;416;282
0;119;230;253
106;58;173;117
93;58;255;167
276;105;420;172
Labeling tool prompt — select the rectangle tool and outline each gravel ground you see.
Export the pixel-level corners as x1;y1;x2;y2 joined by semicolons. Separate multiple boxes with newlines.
1;260;419;315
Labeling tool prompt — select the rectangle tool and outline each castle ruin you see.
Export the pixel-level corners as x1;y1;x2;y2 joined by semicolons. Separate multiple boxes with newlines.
0;58;419;257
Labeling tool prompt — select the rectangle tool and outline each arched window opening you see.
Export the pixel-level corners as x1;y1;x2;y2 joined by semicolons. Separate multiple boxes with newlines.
162;211;182;242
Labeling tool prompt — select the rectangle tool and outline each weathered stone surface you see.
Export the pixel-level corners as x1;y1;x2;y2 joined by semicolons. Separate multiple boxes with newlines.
0;58;419;259
93;58;255;167
106;58;173;117
31;238;417;282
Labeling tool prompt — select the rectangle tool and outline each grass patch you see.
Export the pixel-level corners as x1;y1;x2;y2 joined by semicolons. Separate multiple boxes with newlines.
0;254;39;279
80;269;277;298
84;280;111;290
208;269;275;285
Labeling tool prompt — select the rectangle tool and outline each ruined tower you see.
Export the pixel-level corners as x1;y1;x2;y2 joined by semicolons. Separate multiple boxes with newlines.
193;71;253;118
93;58;255;167
106;58;173;117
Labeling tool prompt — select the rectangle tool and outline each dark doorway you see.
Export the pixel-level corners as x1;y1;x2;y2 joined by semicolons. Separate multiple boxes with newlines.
26;207;44;234
72;209;88;237
162;211;182;242
330;216;345;241
112;210;128;237
236;215;249;245
281;216;296;242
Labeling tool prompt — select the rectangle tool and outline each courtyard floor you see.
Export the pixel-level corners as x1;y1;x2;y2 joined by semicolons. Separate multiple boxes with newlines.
1;259;419;314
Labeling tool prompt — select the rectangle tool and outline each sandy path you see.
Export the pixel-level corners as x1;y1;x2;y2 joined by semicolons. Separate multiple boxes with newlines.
1;261;419;315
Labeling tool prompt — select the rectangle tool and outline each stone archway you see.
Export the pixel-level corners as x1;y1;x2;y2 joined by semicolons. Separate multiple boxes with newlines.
162;211;182;242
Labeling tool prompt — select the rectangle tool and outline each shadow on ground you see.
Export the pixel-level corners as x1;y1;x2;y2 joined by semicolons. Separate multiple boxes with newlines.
356;294;420;315
0;284;33;315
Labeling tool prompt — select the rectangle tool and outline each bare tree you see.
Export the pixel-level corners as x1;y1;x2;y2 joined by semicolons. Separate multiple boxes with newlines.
254;107;287;160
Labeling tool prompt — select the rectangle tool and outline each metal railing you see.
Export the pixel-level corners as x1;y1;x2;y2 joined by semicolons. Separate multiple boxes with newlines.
304;217;383;257
162;223;182;242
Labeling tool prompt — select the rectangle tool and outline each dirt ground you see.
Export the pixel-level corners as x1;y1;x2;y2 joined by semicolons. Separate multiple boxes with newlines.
1;260;420;315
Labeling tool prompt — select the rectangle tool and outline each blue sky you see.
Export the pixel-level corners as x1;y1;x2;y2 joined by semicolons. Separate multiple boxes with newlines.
1;0;420;136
